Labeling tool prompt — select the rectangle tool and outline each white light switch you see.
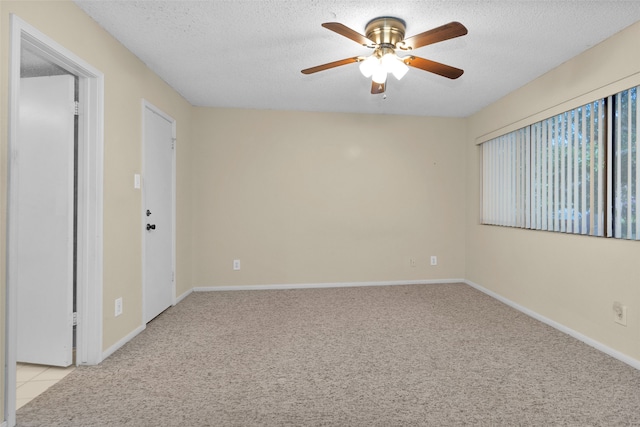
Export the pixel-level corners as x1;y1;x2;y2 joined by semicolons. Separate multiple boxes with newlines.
134;174;141;189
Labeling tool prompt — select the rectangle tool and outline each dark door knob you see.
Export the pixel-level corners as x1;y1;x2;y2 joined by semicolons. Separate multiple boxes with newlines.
146;224;156;231
146;209;152;217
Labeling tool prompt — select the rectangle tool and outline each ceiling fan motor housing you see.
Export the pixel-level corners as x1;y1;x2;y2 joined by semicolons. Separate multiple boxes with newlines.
365;17;406;46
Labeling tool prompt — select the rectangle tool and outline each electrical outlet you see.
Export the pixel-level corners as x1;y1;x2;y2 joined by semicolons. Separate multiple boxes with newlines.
613;301;627;326
233;259;241;271
409;258;416;267
115;297;123;317
430;256;438;266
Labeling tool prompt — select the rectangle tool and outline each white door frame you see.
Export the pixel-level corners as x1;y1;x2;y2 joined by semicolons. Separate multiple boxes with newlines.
6;15;104;426
141;100;176;324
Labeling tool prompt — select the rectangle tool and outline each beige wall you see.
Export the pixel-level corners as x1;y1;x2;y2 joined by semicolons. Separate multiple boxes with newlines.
466;21;640;362
191;108;467;286
0;0;194;379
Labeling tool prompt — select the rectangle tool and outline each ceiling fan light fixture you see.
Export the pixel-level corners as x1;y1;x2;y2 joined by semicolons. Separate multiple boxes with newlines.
372;67;387;84
359;54;379;78
381;52;409;80
392;58;409;80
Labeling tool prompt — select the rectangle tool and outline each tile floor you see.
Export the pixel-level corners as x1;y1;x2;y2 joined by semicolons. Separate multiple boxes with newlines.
16;363;75;410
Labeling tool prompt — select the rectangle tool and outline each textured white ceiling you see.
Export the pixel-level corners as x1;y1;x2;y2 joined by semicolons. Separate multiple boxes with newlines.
73;0;640;117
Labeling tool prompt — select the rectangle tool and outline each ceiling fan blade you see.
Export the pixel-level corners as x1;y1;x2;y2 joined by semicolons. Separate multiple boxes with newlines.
371;81;386;94
322;22;374;46
400;21;468;50
301;57;361;74
403;56;464;79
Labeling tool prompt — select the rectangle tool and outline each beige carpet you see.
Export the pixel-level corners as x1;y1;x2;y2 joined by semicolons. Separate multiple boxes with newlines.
17;283;640;426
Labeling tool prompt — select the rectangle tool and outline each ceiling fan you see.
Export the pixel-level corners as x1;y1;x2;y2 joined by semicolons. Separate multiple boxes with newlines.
301;17;468;94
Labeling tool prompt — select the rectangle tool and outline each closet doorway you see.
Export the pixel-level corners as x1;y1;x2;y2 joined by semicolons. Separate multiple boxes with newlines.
6;15;104;427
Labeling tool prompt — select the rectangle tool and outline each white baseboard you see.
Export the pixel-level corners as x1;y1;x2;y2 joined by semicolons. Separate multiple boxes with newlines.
464;279;640;371
193;278;465;292
175;288;193;304
101;324;145;361
99;289;191;363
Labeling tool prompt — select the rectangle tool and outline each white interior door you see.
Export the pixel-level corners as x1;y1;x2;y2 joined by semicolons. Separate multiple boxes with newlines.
143;103;175;323
16;75;75;367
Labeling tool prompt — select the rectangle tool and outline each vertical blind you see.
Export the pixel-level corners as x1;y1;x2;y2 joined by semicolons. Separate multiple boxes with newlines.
482;86;639;240
614;87;639;240
530;100;605;236
482;129;529;227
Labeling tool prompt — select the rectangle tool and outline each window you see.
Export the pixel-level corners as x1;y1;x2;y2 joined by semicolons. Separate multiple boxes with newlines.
481;86;639;241
613;87;639;239
530;100;605;236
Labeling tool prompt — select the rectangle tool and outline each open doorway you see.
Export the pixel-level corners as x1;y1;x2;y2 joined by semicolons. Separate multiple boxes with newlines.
15;43;78;409
6;15;104;427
